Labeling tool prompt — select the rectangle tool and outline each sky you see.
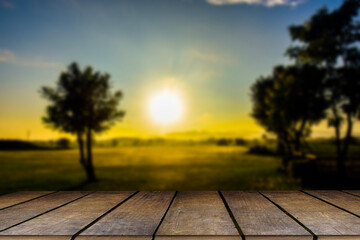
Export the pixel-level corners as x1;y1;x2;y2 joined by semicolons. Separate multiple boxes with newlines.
0;0;358;140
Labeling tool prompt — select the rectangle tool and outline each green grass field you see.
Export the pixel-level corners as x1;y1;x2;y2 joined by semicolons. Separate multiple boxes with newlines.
0;145;302;194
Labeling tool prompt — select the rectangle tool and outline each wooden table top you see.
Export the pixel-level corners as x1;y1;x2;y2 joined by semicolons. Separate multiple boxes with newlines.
0;191;359;239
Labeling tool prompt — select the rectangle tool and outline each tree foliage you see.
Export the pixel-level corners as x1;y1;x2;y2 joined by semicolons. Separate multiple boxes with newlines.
56;138;71;149
251;0;360;178
251;64;327;166
40;62;125;181
287;0;360;177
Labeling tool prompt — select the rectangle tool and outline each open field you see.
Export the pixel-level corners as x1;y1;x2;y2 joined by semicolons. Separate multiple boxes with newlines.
0;145;302;194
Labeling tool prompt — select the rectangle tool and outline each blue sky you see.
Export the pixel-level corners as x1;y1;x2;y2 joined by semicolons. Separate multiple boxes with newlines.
0;0;349;139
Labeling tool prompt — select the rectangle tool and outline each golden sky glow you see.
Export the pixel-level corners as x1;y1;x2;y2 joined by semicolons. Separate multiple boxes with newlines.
148;88;183;125
0;0;359;140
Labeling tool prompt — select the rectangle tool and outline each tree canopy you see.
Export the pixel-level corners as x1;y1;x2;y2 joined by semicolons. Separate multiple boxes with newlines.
251;64;327;166
251;0;360;178
40;62;125;181
41;63;124;134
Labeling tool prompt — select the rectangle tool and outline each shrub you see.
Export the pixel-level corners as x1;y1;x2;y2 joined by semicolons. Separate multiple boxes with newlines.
248;145;274;155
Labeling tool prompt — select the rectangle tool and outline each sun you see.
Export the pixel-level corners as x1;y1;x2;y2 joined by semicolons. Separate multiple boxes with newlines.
148;89;183;124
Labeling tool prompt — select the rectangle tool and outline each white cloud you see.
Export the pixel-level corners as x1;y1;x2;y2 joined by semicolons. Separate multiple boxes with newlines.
0;49;62;68
206;0;305;7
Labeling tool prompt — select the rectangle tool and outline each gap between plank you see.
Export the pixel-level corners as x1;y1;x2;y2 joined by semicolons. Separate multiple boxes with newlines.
301;190;360;218
0;191;94;232
71;191;139;240
341;190;360;198
258;191;318;240
218;191;246;240
0;191;58;211
152;191;178;240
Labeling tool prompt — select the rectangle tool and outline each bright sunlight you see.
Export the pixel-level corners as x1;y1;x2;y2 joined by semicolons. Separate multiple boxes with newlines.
148;89;183;124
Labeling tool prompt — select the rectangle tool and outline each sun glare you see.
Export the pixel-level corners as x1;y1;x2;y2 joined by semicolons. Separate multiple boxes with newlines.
148;89;183;124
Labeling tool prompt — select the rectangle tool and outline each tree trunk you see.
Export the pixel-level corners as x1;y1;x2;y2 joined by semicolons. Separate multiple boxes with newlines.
77;132;87;170
294;119;307;153
277;137;288;169
282;133;293;169
282;155;290;169
276;137;285;156
331;106;344;180
85;128;97;182
294;136;301;153
339;112;353;180
302;138;313;153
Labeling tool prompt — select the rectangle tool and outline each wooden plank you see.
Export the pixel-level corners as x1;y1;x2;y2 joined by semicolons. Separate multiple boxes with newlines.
343;190;360;197
0;191;88;231
262;191;360;239
156;191;240;240
221;191;312;240
78;191;175;240
0;191;54;210
0;191;134;239
304;190;360;216
0;237;69;240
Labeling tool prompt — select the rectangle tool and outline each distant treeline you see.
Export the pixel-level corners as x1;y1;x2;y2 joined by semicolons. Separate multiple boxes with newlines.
2;137;358;151
97;137;249;147
0;137;249;150
0;139;71;150
0;140;50;150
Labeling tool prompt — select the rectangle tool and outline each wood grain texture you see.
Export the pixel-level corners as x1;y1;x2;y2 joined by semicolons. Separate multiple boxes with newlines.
262;191;360;239
304;190;360;216
343;190;360;197
0;191;134;239
78;191;175;239
0;191;87;231
158;237;314;240
221;191;312;240
0;191;54;210
156;191;240;239
0;237;71;240
155;237;244;240
0;191;360;240
76;237;151;240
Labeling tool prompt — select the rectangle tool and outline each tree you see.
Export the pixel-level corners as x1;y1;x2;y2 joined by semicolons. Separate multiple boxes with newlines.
56;137;71;149
40;62;125;182
251;64;327;168
287;0;360;178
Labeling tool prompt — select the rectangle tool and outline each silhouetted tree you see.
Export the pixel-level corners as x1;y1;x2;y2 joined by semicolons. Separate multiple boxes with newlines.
235;138;246;146
287;0;360;178
251;64;327;167
56;138;71;149
40;62;125;182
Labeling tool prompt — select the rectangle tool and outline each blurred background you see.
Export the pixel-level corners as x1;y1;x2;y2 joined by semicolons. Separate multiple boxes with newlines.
0;0;359;194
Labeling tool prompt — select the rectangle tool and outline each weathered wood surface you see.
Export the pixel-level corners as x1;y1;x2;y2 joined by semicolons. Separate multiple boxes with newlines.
79;191;175;239
156;191;240;239
0;191;359;240
0;191;54;210
222;191;312;240
262;191;360;239
0;191;134;239
0;191;87;231
304;190;360;216
343;190;360;197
